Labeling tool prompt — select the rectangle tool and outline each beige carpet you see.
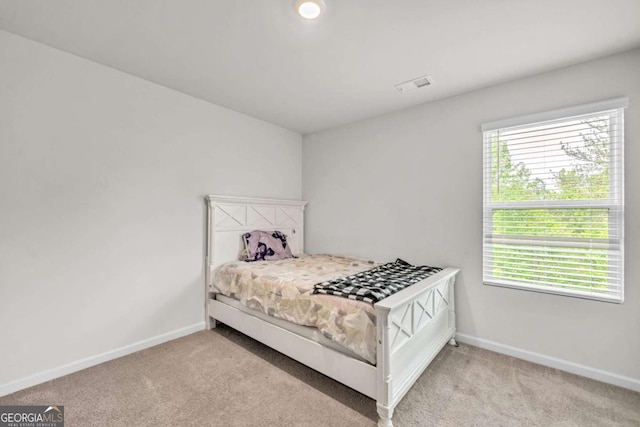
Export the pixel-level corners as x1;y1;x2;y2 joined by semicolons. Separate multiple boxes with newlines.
2;325;639;426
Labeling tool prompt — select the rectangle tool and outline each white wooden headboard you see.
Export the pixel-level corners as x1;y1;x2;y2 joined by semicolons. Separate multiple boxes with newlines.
205;195;308;289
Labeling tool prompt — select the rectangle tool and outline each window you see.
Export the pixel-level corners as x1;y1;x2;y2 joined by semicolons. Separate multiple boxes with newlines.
482;98;626;302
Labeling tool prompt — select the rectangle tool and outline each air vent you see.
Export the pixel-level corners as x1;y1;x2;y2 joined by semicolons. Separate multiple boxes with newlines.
395;75;433;93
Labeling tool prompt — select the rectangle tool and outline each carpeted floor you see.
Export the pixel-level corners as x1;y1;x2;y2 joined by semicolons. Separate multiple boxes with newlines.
2;325;639;426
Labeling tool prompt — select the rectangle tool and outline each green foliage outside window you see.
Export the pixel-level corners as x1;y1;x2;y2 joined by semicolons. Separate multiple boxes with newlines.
488;117;612;294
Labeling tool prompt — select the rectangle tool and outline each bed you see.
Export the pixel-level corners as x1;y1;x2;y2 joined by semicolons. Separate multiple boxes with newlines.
205;195;460;427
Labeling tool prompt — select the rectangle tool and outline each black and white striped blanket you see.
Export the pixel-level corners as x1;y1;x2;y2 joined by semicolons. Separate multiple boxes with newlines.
313;259;442;304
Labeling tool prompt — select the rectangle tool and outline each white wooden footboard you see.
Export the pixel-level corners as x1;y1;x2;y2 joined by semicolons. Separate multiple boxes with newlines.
374;267;459;427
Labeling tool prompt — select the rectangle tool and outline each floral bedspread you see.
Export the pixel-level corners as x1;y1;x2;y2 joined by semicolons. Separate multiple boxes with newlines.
212;254;379;364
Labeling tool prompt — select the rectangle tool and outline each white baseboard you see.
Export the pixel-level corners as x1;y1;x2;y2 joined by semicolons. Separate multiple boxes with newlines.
0;322;205;397
455;332;640;393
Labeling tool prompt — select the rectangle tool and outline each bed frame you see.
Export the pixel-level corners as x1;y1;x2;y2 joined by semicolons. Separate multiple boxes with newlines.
205;195;459;427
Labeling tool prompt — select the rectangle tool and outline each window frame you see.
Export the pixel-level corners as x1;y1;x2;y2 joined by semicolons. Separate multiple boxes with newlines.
482;98;627;303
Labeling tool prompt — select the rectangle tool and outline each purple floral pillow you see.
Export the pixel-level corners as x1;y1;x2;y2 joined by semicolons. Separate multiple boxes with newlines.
241;230;294;262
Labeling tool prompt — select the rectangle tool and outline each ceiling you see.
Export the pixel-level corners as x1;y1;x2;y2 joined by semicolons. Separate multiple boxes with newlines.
1;1;639;134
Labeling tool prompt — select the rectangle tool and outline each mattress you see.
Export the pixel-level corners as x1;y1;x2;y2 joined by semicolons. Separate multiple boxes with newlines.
212;254;379;364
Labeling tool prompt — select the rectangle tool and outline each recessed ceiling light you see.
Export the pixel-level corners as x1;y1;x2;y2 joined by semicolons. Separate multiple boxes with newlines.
295;0;325;20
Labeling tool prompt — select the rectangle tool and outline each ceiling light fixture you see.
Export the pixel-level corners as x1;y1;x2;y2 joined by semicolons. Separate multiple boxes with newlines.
295;0;325;20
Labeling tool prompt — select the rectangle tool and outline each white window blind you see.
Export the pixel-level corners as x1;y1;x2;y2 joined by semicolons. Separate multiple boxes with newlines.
482;98;626;302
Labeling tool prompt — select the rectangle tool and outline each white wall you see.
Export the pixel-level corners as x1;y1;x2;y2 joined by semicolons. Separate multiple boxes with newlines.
303;49;640;386
0;30;301;392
